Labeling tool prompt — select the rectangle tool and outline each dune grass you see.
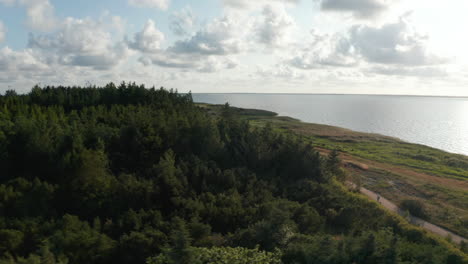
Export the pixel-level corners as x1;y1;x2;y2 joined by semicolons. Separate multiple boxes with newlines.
198;103;468;238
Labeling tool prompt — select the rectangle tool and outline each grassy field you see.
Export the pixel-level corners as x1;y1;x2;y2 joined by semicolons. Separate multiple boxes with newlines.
198;103;468;238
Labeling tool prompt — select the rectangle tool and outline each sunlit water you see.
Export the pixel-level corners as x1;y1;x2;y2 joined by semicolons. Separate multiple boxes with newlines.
193;94;468;156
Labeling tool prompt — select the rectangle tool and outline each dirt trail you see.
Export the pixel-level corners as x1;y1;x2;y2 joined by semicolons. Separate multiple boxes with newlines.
356;184;467;244
316;147;468;191
316;147;468;243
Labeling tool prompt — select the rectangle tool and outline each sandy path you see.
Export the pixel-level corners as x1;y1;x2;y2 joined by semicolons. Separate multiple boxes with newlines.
316;147;467;243
357;184;467;244
316;147;468;191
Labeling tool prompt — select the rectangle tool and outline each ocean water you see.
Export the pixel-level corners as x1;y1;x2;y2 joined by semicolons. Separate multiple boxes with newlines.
192;94;468;156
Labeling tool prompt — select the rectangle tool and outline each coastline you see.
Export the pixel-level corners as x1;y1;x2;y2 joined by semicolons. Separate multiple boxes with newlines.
193;95;468;157
192;92;468;99
198;103;468;239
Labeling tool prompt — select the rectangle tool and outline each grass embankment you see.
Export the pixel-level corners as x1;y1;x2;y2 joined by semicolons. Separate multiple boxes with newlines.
198;103;468;239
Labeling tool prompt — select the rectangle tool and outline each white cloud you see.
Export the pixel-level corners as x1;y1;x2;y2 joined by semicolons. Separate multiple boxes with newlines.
128;19;165;53
320;0;389;19
0;47;47;71
223;0;298;10
0;0;15;5
287;30;358;70
255;4;296;48
348;17;447;66
100;12;127;36
139;53;197;69
169;7;196;36
0;5;132;88
289;13;447;74
198;56;238;73
143;12;251;73
128;0;170;10
23;0;57;31
1;0;58;31
28;17;129;70
0;21;5;43
140;53;238;73
0;0;463;94
370;66;448;77
0;47;51;83
256;64;305;80
170;5;299;55
169;14;250;55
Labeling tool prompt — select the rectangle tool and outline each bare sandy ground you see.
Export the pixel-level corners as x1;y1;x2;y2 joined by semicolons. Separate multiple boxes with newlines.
351;182;467;244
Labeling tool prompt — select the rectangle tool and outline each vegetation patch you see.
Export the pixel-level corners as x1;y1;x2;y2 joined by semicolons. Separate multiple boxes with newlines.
0;85;465;263
400;199;427;219
201;102;468;241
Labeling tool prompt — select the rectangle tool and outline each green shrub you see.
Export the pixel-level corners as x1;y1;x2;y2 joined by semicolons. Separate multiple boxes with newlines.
400;199;426;219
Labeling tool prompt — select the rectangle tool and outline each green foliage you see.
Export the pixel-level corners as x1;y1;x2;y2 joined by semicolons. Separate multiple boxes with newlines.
400;199;427;219
293;204;323;235
0;84;465;264
326;149;346;181
148;247;281;264
49;215;116;264
0;229;23;257
0;244;68;264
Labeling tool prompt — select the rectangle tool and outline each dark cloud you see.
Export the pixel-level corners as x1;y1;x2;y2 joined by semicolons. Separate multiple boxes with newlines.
320;0;388;18
139;54;197;69
140;53;238;73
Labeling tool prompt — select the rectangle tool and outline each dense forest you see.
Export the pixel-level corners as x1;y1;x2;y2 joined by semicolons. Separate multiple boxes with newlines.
0;83;466;264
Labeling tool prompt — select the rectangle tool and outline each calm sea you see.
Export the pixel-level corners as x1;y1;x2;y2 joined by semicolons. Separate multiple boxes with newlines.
192;94;468;156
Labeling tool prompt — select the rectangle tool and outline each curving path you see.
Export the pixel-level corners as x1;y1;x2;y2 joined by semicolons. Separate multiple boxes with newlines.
356;184;467;244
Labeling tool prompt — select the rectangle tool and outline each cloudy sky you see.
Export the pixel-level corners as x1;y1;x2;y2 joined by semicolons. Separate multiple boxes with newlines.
1;0;467;95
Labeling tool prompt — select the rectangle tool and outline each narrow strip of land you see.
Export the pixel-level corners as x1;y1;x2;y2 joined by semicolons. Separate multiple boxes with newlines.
317;147;468;191
313;146;468;240
224;106;468;243
357;185;467;244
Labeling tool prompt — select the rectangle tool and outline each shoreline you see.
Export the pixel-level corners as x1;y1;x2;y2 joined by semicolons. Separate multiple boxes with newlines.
192;93;468;99
198;102;468;240
195;101;468;157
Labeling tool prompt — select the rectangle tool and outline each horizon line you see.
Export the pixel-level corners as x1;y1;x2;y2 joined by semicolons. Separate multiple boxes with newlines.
190;92;468;99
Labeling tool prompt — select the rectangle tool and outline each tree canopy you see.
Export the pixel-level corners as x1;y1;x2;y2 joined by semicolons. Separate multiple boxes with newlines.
0;83;465;264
